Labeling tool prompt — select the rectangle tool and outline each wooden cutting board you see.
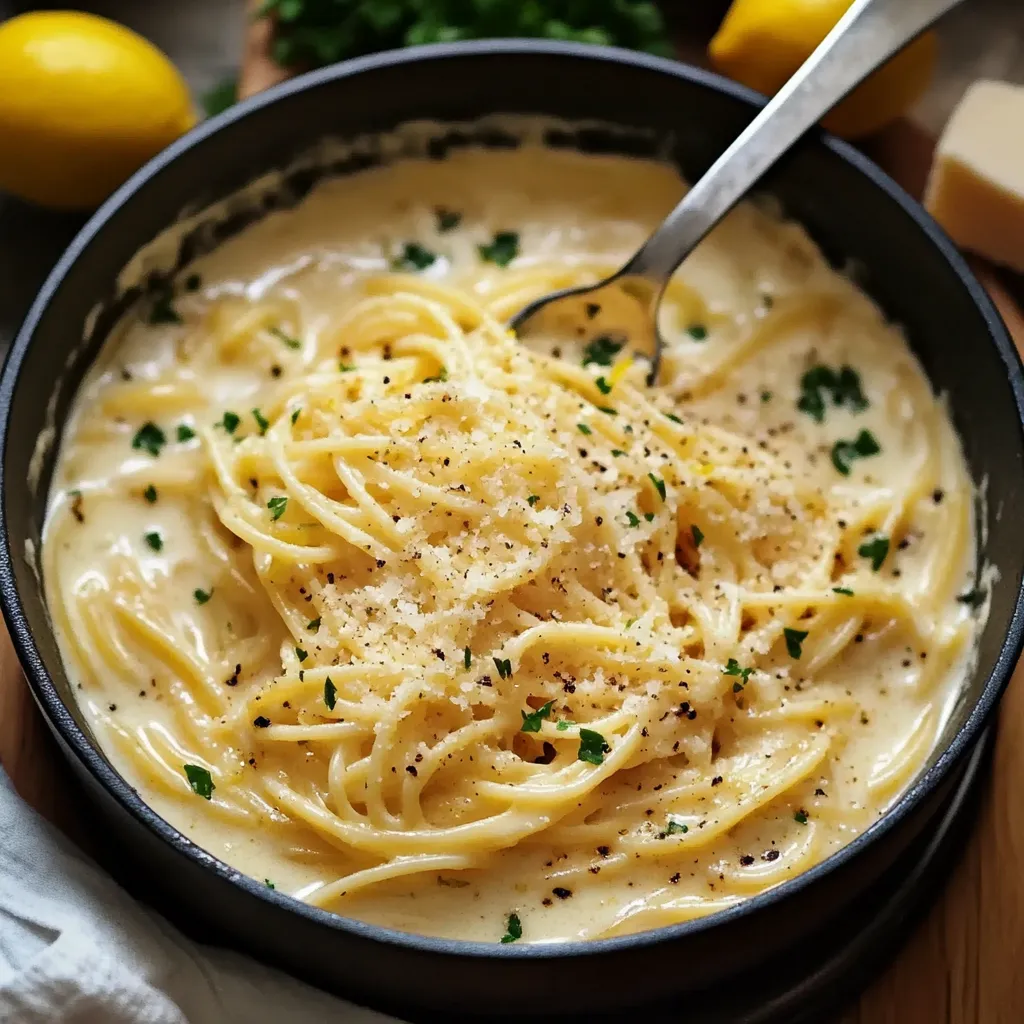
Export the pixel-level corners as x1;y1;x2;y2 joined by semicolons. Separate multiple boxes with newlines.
2;11;1023;1021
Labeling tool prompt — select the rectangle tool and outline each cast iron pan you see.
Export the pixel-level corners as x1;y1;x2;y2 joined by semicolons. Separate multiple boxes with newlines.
1;41;1023;1021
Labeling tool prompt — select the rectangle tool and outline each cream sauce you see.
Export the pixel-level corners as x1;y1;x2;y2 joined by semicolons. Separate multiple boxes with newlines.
43;146;981;942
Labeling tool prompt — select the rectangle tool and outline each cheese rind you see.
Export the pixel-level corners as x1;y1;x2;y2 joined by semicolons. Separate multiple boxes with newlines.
925;80;1024;273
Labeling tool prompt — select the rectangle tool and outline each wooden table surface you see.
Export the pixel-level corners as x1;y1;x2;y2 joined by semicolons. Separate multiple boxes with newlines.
2;2;1024;1020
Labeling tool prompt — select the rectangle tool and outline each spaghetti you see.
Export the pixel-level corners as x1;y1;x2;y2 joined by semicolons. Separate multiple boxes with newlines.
43;145;982;943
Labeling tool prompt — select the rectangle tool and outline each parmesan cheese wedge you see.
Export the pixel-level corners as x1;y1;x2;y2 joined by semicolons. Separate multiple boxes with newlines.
924;80;1024;273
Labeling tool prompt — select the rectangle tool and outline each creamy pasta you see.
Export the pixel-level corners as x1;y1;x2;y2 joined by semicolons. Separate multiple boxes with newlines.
43;146;983;944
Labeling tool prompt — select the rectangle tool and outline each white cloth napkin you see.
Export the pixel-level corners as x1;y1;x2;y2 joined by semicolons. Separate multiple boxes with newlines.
0;769;401;1023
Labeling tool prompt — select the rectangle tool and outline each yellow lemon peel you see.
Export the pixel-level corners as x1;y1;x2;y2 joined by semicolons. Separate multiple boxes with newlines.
608;357;634;389
709;0;936;140
0;11;195;209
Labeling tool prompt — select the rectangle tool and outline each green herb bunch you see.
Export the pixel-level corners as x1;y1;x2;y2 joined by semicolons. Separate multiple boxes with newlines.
259;0;672;69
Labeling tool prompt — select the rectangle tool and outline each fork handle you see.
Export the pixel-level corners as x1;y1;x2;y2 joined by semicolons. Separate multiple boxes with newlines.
622;0;964;283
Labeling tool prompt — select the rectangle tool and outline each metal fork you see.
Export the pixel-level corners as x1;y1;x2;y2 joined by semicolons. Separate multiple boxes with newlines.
510;0;965;385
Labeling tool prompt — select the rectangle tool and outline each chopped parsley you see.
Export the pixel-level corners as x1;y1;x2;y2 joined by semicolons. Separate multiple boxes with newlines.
582;335;624;367
610;449;626;457
267;496;288;521
264;878;276;890
527;495;540;507
290;408;301;425
760;390;773;403
194;588;212;605
324;676;337;711
269;325;302;349
478;231;519;267
392;242;437;271
723;658;753;689
520;700;555;733
691;524;704;548
493;657;513;680
784;627;808;660
339;362;355;372
423;368;448;384
176;423;196;442
464;647;472;669
500;911;522;944
577;423;592;435
648;473;666;501
435;208;461;232
598;406;617;416
220;411;241;434
686;323;708;341
595;376;613;395
797;364;868;423
578;728;610;765
626;511;641;528
556;720;573;731
183;764;214;800
832;586;854;596
132;422;166;457
148;288;182;326
831;429;880;475
307;616;321;632
143;484;158;503
858;535;890;571
644;512;655;522
144;531;163;552
665;412;683;424
261;0;671;69
295;647;308;662
252;408;270;435
666;817;689;835
794;809;809;825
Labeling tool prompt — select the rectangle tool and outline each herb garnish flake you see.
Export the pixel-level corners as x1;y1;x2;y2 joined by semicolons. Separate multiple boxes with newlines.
478;231;519;267
578;728;610;765
783;627;809;659
184;764;214;800
858;535;890;571
520;700;555;733
392;242;437;271
831;429;880;475
132;422;166;458
500;912;522;944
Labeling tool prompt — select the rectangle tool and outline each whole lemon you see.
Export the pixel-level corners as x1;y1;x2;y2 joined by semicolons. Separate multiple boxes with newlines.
0;12;195;210
709;0;937;139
